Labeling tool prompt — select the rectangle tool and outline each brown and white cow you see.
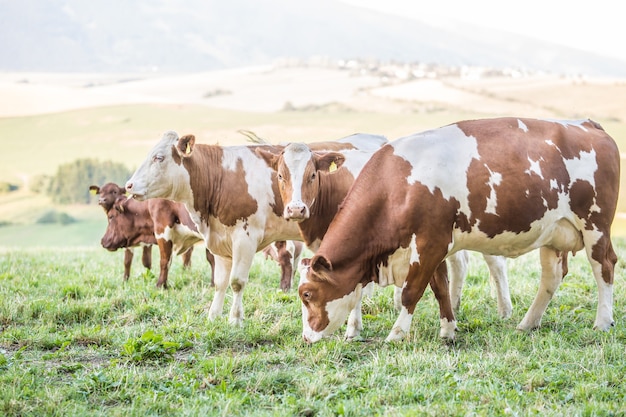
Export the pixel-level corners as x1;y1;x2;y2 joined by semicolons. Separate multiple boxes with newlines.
262;240;305;291
257;142;512;340
90;183;153;280
101;194;216;288
298;118;619;343
125;131;387;325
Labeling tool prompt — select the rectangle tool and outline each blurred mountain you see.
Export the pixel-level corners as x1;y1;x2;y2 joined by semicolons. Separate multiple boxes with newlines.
1;0;625;77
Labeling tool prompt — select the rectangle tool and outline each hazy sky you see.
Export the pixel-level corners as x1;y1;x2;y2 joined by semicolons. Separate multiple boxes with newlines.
340;0;626;62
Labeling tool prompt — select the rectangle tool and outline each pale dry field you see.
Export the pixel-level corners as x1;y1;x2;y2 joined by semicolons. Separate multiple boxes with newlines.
2;67;625;119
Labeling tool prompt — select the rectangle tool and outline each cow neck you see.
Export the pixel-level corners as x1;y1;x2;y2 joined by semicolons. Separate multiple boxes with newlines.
126;199;156;246
299;169;353;248
314;166;402;290
182;144;259;227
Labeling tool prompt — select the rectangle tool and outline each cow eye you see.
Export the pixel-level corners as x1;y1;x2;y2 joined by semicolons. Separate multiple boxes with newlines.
153;155;164;163
277;173;283;181
302;291;312;300
310;172;316;182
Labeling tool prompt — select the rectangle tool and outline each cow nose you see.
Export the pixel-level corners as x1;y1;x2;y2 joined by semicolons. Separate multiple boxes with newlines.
302;334;312;344
125;182;133;193
286;202;307;220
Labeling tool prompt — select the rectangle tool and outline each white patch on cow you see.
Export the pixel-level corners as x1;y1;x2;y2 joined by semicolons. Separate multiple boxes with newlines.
543;118;589;132
386;306;413;342
526;156;543;179
564;149;598;188
324;285;362;332
283;144;314;209
156;224;204;256
440;317;457;340
340;149;378;178
485;167;502;215
377;234;420;288
517;119;528;132
301;282;362;342
338;133;388;151
550;179;559;190
393;124;479;207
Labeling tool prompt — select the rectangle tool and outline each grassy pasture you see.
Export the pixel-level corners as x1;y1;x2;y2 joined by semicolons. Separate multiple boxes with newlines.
1;241;626;416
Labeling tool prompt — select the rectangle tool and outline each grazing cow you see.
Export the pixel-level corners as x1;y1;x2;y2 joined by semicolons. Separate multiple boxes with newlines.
257;143;512;340
298;118;619;343
101;195;216;288
90;183;152;279
125;131;387;325
262;240;305;291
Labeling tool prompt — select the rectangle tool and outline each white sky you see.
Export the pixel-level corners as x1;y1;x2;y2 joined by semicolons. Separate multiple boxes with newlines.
340;0;626;62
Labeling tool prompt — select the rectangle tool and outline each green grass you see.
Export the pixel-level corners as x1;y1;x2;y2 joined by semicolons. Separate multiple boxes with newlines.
1;241;626;416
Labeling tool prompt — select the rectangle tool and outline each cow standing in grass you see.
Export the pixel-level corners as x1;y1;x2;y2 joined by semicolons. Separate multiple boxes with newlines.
101;194;215;288
257;142;511;340
125;131;388;325
298;118;619;343
90;183;153;280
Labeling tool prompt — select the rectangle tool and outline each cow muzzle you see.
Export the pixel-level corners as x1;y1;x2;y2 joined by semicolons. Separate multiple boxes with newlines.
285;201;309;221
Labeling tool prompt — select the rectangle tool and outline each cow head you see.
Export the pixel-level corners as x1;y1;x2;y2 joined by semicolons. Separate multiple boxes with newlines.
90;183;126;212
101;196;155;250
257;143;345;221
125;131;195;204
101;196;133;250
298;256;362;343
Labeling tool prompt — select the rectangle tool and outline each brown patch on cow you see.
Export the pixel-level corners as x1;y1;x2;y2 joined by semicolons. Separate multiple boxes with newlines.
270;170;285;217
181;144;258;226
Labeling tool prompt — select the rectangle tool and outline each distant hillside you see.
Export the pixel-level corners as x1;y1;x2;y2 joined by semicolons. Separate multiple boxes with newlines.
2;0;626;77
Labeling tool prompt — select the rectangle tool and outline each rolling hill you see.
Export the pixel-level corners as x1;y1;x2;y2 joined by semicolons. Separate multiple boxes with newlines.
2;0;626;77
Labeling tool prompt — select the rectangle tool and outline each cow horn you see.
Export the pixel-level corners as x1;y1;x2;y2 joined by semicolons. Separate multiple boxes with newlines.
238;129;269;144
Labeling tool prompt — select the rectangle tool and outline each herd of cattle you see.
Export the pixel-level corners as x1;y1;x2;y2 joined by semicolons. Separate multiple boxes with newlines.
94;117;620;343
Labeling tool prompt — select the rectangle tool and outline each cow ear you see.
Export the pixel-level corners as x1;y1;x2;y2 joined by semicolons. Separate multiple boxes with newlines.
176;135;196;158
314;152;346;173
255;147;281;170
89;185;100;195
310;254;333;280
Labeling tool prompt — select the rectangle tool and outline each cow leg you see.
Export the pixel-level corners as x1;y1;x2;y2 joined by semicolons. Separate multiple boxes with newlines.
517;247;563;331
227;245;256;326
386;261;454;342
181;246;194;268
141;245;152;270
447;251;469;314
586;236;617;330
428;262;456;340
276;241;294;292
393;285;403;311
482;254;512;319
123;248;133;281
344;281;374;341
208;256;232;321
205;249;216;287
156;238;173;289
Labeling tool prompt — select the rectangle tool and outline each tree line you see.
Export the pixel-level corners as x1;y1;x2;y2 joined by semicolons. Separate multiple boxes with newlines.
36;159;132;204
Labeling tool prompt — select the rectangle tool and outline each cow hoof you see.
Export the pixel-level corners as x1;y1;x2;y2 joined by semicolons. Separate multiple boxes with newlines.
439;318;456;340
229;316;244;327
344;329;362;341
385;327;407;342
593;319;615;331
498;308;513;320
516;316;541;331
